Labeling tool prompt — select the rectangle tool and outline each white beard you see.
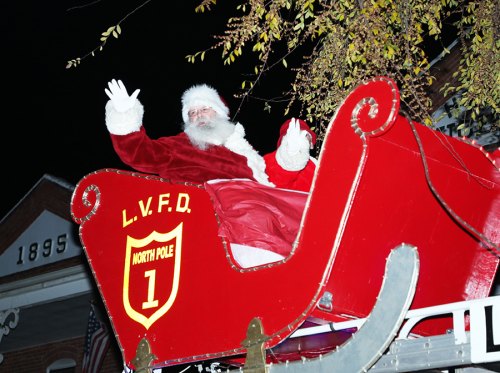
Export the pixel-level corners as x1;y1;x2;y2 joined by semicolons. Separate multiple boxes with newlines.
184;116;236;150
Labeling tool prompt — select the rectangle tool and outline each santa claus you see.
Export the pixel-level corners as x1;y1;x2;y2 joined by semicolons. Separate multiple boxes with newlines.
104;79;317;265
104;79;315;189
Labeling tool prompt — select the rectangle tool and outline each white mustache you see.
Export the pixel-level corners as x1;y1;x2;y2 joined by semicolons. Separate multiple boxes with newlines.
184;117;236;150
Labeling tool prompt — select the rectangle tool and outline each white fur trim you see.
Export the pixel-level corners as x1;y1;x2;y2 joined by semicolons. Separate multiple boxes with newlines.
275;143;310;171
181;84;229;124
105;99;144;135
230;243;284;268
275;129;311;171
224;123;274;186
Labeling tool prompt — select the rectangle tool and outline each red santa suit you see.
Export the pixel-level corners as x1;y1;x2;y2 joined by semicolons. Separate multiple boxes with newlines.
109;126;272;184
104;82;272;186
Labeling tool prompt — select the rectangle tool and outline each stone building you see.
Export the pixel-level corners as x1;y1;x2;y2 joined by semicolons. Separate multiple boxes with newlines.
0;174;123;372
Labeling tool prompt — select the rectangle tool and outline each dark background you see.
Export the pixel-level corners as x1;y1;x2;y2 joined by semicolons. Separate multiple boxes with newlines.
2;1;465;220
2;0;291;219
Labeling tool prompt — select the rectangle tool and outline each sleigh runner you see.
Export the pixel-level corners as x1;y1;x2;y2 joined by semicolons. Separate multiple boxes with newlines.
70;77;500;372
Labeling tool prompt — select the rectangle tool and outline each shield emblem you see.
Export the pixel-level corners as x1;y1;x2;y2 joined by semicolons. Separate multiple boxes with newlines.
122;223;183;330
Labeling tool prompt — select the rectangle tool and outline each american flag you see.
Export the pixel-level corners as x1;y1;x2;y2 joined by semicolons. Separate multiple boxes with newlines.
82;303;110;373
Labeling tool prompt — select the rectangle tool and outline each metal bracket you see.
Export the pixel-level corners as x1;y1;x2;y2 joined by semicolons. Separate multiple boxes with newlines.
317;291;333;312
242;317;269;373
131;337;157;373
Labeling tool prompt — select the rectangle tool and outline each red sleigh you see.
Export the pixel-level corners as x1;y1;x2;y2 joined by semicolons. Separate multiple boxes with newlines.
71;77;499;372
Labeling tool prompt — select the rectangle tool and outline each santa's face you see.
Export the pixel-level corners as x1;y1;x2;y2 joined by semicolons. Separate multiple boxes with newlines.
187;106;217;128
184;107;235;150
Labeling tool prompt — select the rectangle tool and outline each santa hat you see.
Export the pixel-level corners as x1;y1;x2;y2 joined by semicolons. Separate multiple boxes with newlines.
277;118;317;147
181;84;230;123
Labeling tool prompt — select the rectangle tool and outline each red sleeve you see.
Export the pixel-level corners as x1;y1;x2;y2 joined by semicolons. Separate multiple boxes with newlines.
264;151;316;192
110;127;177;175
110;129;257;183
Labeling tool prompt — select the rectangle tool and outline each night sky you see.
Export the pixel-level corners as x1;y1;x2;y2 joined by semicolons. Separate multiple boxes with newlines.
2;1;290;219
2;1;466;220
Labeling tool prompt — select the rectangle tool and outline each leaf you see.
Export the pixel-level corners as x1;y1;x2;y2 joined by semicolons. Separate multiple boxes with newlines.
282;58;287;68
102;26;115;36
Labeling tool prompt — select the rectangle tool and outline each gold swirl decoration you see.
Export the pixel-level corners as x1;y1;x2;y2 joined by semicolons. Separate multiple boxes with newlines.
70;179;101;224
348;76;399;139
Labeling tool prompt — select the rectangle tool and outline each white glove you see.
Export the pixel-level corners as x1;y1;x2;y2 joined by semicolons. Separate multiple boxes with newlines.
275;118;311;171
105;79;140;113
104;79;144;135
